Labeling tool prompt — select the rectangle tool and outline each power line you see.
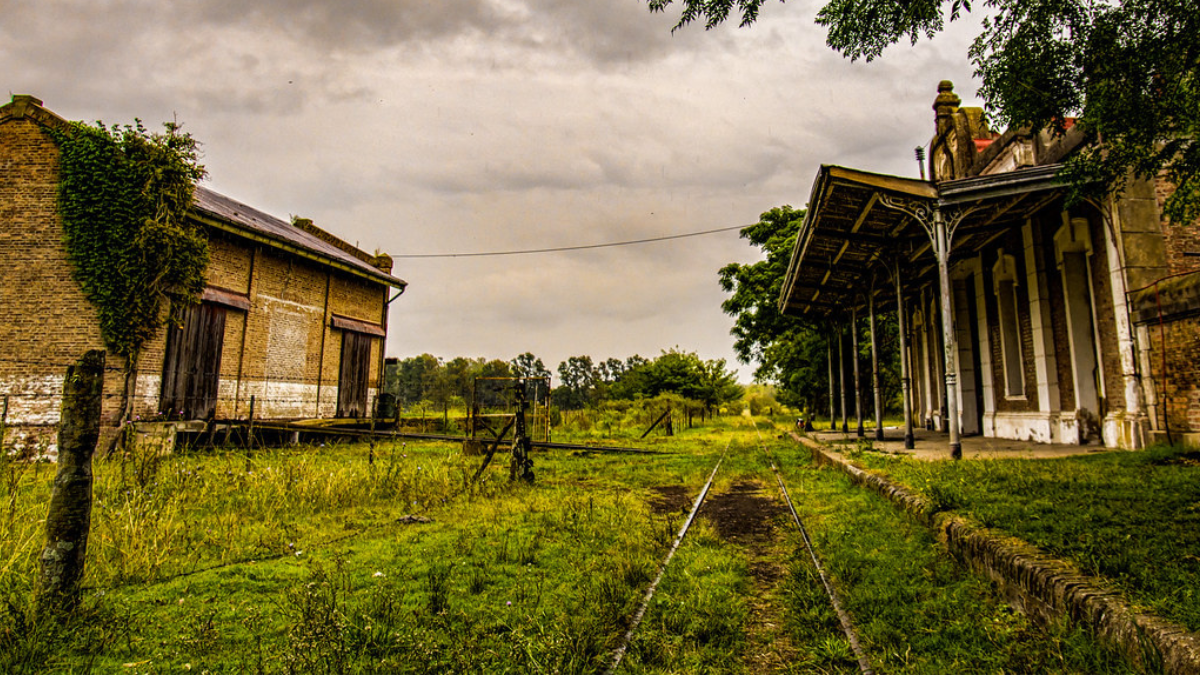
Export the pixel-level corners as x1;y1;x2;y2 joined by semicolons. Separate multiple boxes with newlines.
391;224;748;259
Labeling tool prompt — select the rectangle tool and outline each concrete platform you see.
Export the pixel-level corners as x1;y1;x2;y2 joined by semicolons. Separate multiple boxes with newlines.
804;426;1115;461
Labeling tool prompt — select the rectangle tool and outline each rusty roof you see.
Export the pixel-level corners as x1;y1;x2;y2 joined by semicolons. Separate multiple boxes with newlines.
1;94;405;290
192;186;405;289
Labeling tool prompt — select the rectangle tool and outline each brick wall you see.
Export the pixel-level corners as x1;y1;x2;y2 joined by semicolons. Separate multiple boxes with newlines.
0;101;126;452
207;235;254;294
1143;317;1200;434
1141;176;1200;437
130;235;388;422
1;97;393;452
1154;177;1200;277
208;245;387;421
983;229;1039;414
1044;224;1078;412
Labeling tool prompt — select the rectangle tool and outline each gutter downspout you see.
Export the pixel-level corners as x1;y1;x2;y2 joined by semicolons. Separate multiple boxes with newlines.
316;272;331;418
234;246;256;418
376;283;401;420
1125;268;1200;445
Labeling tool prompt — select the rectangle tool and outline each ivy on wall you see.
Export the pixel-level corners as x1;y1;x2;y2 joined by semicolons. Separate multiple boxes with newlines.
51;120;209;362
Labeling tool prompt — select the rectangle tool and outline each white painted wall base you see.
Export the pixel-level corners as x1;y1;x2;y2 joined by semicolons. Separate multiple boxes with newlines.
1102;412;1148;450
984;411;1058;444
980;410;1147;449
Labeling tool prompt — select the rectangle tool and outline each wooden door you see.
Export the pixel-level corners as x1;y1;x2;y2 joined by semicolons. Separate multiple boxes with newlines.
337;331;372;418
161;303;226;420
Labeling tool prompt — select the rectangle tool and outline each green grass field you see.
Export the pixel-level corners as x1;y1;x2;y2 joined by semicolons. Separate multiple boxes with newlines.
855;444;1200;633
0;417;1140;673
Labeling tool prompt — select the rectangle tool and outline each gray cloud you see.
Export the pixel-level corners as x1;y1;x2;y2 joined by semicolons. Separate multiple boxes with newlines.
178;0;727;66
4;0;981;378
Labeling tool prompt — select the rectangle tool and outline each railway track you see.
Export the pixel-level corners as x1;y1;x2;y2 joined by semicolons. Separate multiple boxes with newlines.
605;423;874;674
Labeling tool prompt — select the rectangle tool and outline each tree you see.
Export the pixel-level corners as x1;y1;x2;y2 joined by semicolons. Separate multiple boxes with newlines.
510;352;552;401
554;356;599;410
478;359;513;381
718;206;804;376
442;357;477;404
648;0;1200;223
394;353;441;405
510;352;550;380
693;357;744;411
719;206;903;415
609;349;742;410
717;206;824;407
596;358;627;384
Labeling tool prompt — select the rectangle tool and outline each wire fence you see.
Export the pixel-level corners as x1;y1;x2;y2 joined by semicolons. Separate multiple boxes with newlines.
0;353;439;455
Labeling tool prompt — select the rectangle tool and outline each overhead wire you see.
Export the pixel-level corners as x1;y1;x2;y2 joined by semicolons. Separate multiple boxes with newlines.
390;224;748;259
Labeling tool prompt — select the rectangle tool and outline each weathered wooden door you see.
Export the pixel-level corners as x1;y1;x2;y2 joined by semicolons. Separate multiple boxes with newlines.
337;331;372;418
161;303;226;420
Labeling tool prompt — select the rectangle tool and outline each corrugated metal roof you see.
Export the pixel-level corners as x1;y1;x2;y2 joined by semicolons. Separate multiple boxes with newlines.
192;186;405;288
778;164;1066;319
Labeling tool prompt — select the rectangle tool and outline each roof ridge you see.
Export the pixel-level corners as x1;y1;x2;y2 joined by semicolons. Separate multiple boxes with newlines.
191;185;403;286
0;94;72;133
291;217;379;267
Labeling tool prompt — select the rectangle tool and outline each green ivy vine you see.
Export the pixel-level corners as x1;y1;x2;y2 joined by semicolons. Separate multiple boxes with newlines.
51;120;209;362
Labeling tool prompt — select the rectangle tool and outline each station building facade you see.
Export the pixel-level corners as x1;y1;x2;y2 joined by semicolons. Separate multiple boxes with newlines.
779;82;1200;451
0;94;406;452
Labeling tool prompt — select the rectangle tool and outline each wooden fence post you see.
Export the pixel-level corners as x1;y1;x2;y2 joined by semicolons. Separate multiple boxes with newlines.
247;395;256;448
37;349;105;613
1;394;8;452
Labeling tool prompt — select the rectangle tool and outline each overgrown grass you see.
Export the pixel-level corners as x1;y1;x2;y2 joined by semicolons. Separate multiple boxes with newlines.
0;417;1154;672
766;436;1132;674
1;439;483;592
853;444;1200;632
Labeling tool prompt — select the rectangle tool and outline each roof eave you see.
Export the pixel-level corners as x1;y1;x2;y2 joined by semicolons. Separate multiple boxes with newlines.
938;164;1064;206
191;211;408;290
778;165;935;316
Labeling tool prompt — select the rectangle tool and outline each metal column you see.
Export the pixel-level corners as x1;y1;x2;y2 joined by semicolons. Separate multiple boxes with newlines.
852;307;864;438
827;332;837;431
894;263;915;449
934;208;963;459
838;322;848;433
880;194;974;459
869;290;884;441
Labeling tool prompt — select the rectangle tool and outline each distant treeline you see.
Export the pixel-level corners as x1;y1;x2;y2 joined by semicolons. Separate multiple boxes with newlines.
384;350;743;412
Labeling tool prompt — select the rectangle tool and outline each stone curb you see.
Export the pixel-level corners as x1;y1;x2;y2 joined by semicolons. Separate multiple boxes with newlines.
795;434;1200;675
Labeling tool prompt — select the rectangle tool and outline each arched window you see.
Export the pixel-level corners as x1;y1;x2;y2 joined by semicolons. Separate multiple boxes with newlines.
1054;216;1102;416
993;250;1025;398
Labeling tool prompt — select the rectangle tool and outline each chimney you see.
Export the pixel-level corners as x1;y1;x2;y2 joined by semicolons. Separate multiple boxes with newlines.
8;94;45;119
933;80;961;137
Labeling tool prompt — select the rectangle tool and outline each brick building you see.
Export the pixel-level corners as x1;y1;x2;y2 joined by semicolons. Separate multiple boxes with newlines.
0;95;406;452
779;81;1200;453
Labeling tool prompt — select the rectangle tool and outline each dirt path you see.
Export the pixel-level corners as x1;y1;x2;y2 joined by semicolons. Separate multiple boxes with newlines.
699;480;798;673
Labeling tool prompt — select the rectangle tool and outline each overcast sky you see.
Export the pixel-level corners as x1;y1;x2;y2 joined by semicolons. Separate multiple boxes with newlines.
4;0;985;381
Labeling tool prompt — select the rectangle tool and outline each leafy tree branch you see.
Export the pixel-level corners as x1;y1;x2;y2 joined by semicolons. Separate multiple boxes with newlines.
52;119;208;422
648;0;1200;222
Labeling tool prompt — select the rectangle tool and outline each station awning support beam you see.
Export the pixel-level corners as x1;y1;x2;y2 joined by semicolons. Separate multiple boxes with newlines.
838;322;849;433
852;306;864;438
880;195;978;460
888;257;915;449
869;285;885;441
827;330;838;431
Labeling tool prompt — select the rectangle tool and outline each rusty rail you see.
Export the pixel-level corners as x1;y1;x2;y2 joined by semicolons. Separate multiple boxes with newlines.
603;441;729;674
751;419;875;675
